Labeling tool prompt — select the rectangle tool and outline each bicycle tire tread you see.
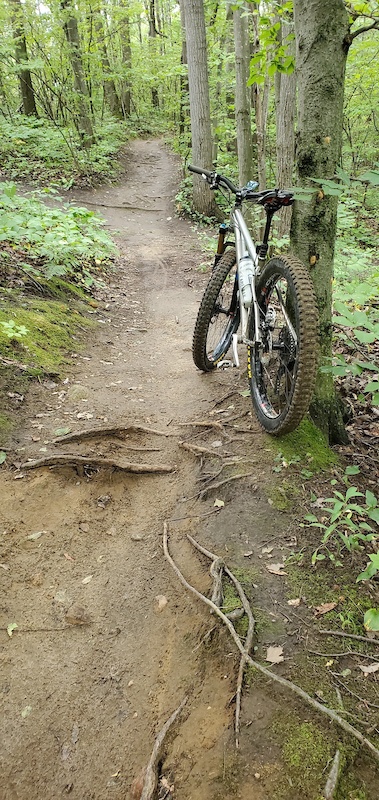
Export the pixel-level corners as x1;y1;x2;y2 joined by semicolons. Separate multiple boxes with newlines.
192;249;237;372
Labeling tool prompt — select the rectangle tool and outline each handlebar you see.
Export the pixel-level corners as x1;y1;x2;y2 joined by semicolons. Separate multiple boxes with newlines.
188;164;294;207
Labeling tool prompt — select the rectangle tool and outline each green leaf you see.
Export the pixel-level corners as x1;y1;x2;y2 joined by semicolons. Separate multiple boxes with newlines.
366;491;377;508
364;609;379;632
345;465;360;476
0;451;6;464
7;622;18;637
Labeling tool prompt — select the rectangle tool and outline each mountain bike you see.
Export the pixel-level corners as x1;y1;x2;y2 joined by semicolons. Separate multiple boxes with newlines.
189;165;319;435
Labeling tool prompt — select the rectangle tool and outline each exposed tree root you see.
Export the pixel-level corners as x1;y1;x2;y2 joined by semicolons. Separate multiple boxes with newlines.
140;697;188;800
179;441;232;459
320;630;379;645
163;523;379;764
197;471;254;499
53;425;175;444
178;421;230;439
323;750;341;799
186;533;255;748
20;455;174;473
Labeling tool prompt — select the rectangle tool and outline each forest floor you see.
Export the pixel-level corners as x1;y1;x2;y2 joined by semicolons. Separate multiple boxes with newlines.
1;139;379;800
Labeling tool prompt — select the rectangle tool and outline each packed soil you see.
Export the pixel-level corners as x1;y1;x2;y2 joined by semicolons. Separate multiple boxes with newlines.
1;140;378;800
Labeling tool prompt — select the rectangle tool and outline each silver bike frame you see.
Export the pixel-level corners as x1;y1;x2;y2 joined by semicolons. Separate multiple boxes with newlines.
230;207;263;367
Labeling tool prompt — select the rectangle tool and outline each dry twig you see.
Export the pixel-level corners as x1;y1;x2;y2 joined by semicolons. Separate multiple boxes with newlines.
320;630;379;645
198;471;254;499
179;441;232;459
140;697;188;800
163;524;379;763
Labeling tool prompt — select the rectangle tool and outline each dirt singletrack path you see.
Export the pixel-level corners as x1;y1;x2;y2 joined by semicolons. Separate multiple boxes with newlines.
1;140;293;800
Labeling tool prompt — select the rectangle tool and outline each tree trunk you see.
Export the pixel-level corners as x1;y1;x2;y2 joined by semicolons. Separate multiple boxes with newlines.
291;0;351;443
93;10;122;118
178;0;189;138
275;13;296;237
233;6;253;186
61;0;95;146
147;0;159;107
120;0;132;117
9;0;38;116
251;13;269;190
182;0;219;217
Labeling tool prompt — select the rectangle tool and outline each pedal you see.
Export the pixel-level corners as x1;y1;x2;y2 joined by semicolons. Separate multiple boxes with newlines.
216;359;233;369
232;333;240;368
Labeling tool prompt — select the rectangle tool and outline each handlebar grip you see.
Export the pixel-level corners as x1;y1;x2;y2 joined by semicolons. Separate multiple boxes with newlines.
188;164;213;179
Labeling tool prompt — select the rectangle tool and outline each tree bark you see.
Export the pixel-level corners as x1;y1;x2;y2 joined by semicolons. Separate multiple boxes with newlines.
61;0;95;146
93;9;122;118
275;12;296;237
233;5;253;186
251;13;269;190
291;0;351;443
9;0;38;116
120;0;132;117
182;0;219;216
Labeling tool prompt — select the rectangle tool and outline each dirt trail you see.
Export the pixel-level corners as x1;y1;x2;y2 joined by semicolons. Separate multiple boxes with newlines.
1;140;300;800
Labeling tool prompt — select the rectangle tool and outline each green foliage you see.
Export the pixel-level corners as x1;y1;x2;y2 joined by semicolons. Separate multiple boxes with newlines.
0;320;28;339
0;115;128;186
0;183;116;281
305;467;378;566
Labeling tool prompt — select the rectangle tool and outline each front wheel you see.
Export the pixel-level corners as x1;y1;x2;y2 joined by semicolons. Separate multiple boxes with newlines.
248;255;319;435
192;248;239;371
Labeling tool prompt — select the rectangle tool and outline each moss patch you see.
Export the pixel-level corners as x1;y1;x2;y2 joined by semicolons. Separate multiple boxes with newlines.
0;292;93;375
270;417;337;471
268;479;300;511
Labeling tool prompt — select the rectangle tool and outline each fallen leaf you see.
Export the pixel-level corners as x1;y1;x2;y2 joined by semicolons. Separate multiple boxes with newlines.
359;662;379;676
79;522;90;533
64;553;75;562
71;723;80;744
212;440;223;448
266;563;287;576
26;530;47;541
214;498;225;508
287;598;301;607
54;428;71;437
21;705;32;718
266;646;284;664
155;594;168;611
0;451;7;464
325;659;334;667
7;622;18;637
82;575;93;585
66;606;91;626
262;546;274;554
243;551;253;557
314;602;337;616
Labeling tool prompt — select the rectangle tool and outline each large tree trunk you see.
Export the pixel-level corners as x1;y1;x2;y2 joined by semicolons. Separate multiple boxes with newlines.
120;0;132;117
9;0;38;116
182;0;219;217
291;0;351;443
275;13;296;237
233;6;253;186
61;0;95;146
93;9;122;118
251;13;269;190
178;0;189;138
147;0;159;108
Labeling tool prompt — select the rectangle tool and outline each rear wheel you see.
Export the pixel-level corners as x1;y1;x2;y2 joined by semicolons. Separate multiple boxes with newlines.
192;248;239;371
248;255;318;434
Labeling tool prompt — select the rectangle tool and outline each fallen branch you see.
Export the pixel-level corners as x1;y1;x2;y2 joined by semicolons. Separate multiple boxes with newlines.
53;424;175;444
163;524;379;764
21;455;174;473
209;556;224;608
141;697;188;800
